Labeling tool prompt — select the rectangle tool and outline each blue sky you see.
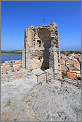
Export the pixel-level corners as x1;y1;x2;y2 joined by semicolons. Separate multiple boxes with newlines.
1;1;81;51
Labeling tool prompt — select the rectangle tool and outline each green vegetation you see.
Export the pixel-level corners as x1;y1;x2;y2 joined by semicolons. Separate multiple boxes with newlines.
1;50;81;55
60;50;81;56
1;50;22;54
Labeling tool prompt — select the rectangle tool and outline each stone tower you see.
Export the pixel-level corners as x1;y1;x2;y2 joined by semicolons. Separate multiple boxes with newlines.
22;22;61;77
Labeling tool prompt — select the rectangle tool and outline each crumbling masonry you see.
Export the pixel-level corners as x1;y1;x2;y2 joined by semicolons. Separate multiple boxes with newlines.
22;22;61;77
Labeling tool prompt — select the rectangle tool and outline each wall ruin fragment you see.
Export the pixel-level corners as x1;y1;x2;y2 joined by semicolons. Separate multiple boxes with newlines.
22;22;61;77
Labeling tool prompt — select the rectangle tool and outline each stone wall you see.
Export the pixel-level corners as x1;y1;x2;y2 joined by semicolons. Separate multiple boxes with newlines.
22;22;61;77
22;47;25;68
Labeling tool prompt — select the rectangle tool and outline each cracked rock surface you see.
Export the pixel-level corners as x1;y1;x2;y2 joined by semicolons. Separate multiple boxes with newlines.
1;70;81;121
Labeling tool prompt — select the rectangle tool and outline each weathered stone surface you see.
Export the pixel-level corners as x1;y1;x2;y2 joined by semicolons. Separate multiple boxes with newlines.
22;22;61;78
1;74;81;121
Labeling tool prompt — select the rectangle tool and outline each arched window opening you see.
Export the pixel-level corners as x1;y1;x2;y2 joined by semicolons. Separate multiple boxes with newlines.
37;40;41;47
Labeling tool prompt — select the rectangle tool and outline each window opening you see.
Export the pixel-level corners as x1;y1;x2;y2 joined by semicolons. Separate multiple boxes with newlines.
37;40;41;47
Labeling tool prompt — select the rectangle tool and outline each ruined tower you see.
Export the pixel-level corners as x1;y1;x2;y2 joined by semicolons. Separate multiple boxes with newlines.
22;22;61;78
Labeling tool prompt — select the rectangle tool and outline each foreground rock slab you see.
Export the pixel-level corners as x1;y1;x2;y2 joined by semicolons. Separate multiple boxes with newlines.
1;75;81;121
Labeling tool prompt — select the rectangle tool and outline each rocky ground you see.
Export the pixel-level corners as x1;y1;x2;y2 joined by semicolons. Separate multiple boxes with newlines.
1;69;30;84
1;69;81;121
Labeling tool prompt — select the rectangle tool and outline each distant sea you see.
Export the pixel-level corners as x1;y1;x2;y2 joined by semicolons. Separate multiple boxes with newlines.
1;54;22;63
